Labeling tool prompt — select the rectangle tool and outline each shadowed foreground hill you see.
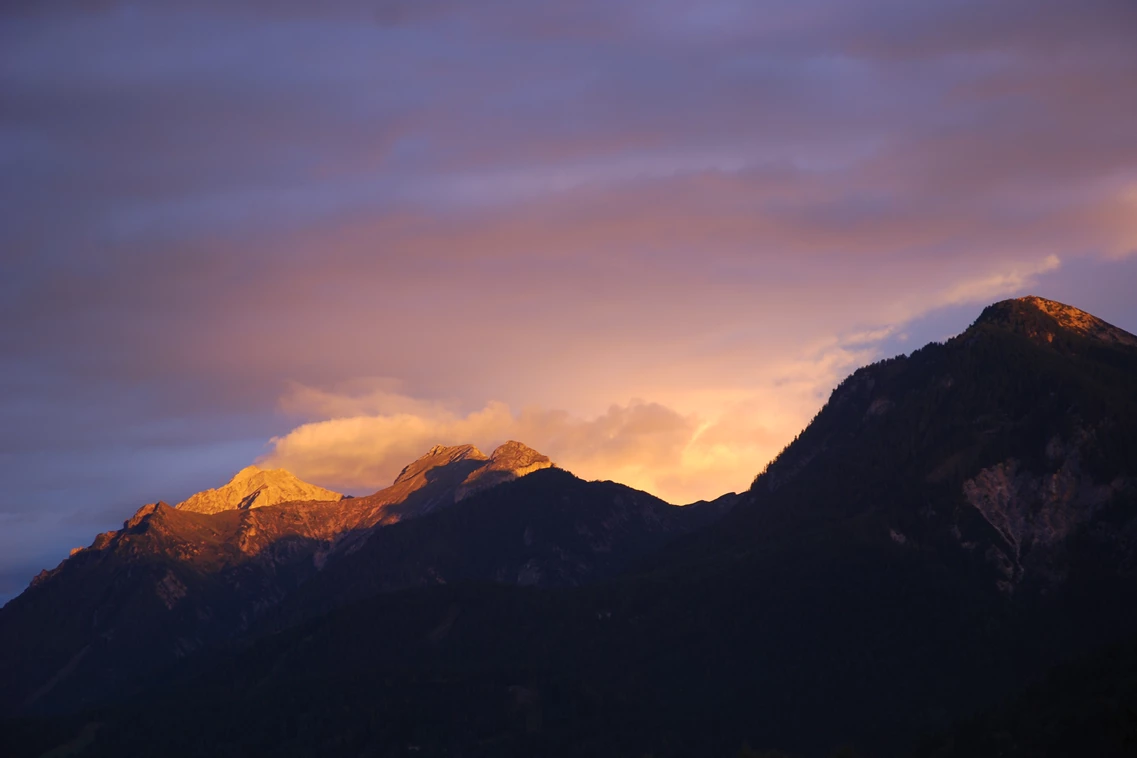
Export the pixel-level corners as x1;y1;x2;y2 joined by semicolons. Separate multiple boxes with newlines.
4;296;1137;758
271;467;735;628
914;626;1137;758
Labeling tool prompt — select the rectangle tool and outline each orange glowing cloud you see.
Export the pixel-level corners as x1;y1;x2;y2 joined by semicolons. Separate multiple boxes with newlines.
259;329;882;503
258;250;1077;503
262;395;744;504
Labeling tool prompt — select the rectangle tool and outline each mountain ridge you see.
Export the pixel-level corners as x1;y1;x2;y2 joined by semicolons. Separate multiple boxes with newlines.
0;440;727;718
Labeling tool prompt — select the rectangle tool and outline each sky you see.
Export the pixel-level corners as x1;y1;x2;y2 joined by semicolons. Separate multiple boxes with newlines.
2;0;1137;605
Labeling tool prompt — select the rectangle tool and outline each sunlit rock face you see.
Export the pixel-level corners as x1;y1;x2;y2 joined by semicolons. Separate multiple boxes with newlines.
176;465;343;514
394;444;488;483
977;295;1137;348
456;441;554;501
361;441;555;520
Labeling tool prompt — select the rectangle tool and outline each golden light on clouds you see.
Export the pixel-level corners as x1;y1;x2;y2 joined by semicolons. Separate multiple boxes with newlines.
263;395;762;504
260;252;1083;503
260;328;883;503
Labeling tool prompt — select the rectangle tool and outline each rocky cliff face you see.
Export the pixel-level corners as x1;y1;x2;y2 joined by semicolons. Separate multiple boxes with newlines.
349;441;554;522
456;441;554;501
176;465;343;514
961;433;1130;592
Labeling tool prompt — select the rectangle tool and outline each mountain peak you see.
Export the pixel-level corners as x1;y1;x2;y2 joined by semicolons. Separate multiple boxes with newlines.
378;441;554;515
457;441;553;500
489;440;548;465
974;295;1137;348
176;467;343;514
232;464;265;480
124;501;171;529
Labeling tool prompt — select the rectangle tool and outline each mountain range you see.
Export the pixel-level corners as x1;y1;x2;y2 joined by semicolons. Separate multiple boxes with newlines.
2;295;1136;758
0;439;732;719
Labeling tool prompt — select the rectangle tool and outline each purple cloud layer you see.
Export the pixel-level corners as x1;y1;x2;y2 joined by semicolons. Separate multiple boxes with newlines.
2;0;1136;603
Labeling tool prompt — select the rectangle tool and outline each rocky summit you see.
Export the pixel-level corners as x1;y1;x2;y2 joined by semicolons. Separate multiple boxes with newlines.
369;441;555;521
975;295;1137;349
175;465;343;514
457;440;555;500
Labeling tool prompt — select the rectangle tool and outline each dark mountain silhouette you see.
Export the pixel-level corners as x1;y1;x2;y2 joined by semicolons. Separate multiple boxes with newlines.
2;296;1136;758
269;467;736;628
714;293;1137;594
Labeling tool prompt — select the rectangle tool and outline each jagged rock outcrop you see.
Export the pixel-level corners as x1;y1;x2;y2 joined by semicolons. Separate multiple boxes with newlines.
456;441;554;501
351;441;554;521
176;465;343;514
962;435;1126;592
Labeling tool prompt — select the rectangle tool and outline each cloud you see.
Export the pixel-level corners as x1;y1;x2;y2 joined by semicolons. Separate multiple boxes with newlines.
935;255;1062;307
259;326;884;503
4;0;1137;592
258;245;1079;504
261;394;700;501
